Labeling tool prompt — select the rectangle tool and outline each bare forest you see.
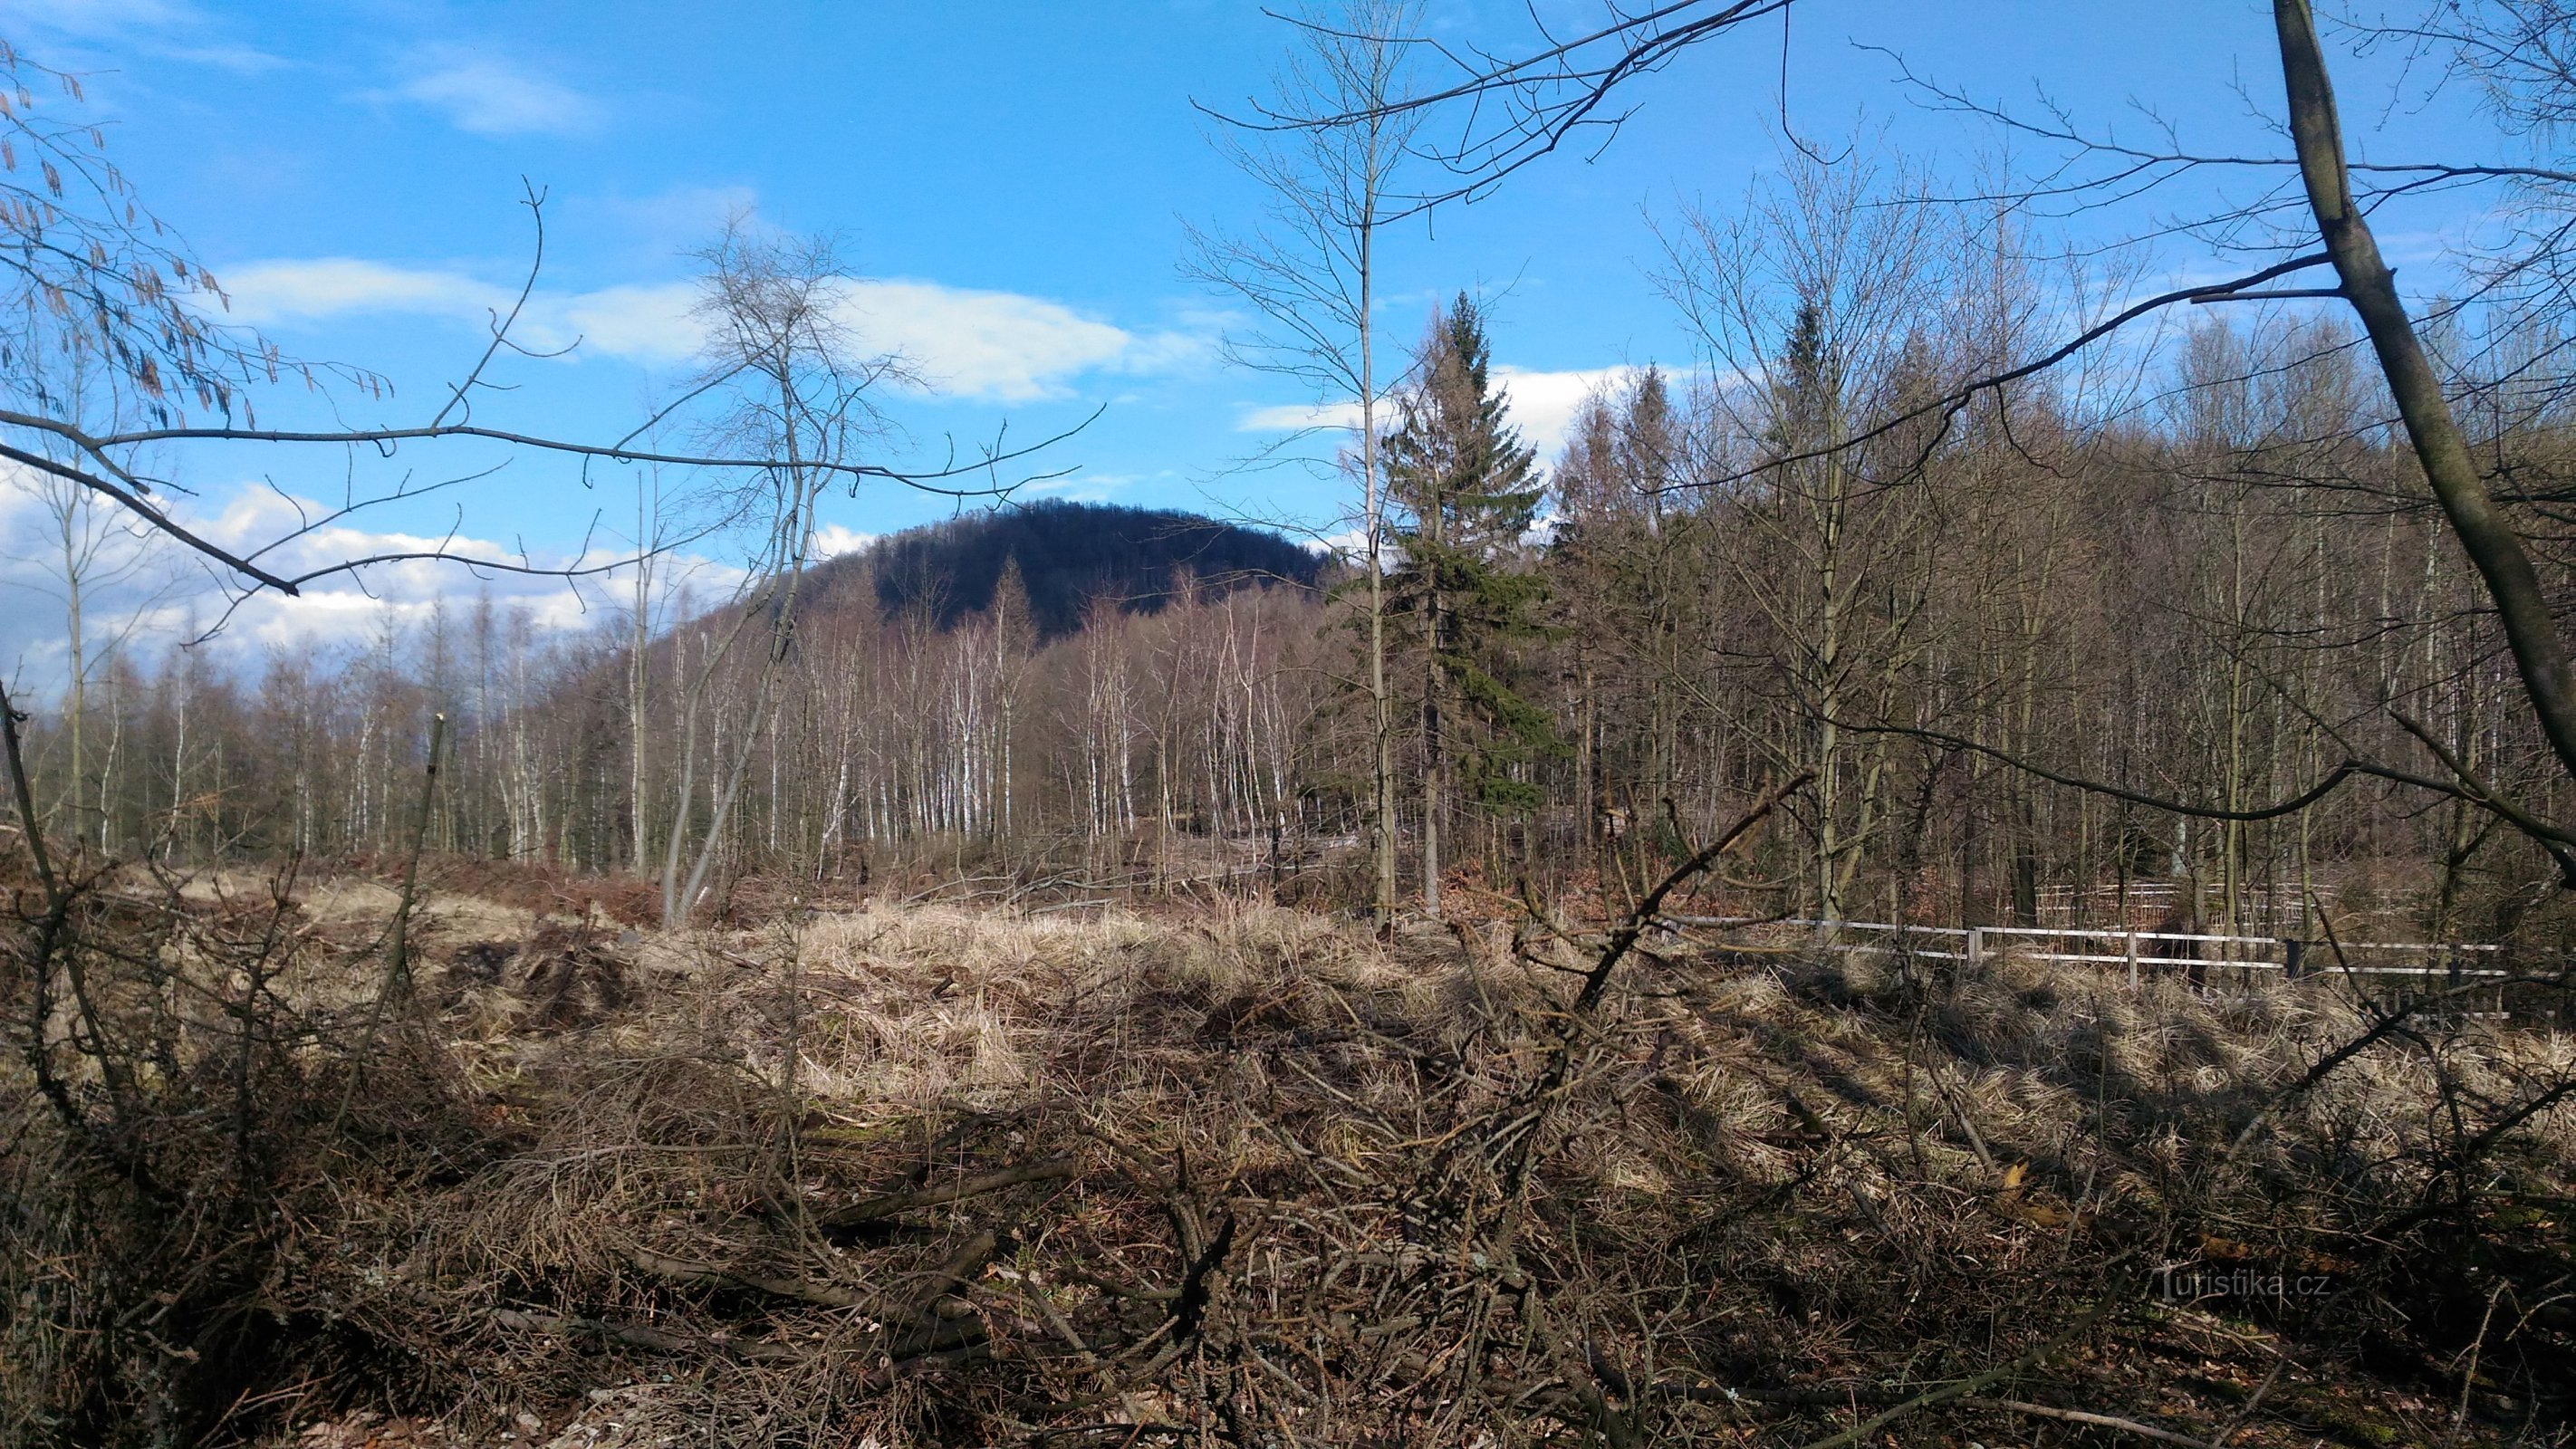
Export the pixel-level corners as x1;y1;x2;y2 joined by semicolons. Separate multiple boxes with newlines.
9;5;2576;1447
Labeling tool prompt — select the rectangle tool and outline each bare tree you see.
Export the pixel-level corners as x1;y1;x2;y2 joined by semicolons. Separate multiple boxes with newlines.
658;222;911;927
11;464;170;853
1189;0;1427;927
1658;149;1943;918
2;331;176;854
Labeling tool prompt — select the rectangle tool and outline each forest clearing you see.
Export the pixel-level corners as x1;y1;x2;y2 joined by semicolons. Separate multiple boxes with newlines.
10;851;2574;1447
13;0;2576;1444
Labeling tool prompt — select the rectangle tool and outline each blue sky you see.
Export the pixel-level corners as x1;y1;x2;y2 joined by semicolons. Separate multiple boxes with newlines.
0;0;2513;673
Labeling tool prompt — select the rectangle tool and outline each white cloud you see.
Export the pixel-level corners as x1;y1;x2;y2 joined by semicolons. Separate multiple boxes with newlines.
1237;399;1367;434
1494;365;1640;461
1234;365;1640;460
587;185;763;259
147;487;762;660
0;464;47;533
169;43;289;72
213;257;697;357
2;461;187;690
832;281;1132;401
812;523;876;561
381;53;601;138
1019;472;1139;505
9;482;650;672
1310;525;1397;569
182;489;572;647
1113;325;1219;378
6;0;194;36
5;0;289;70
2;460;807;696
217;258;513;325
214;257;1179;399
553;282;702;361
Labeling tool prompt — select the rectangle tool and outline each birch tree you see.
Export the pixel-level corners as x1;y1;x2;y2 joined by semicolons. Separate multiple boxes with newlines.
1190;0;1425;926
658;223;909;926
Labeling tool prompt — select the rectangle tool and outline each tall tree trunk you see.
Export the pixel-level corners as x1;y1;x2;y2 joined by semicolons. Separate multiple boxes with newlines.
630;474;655;874
1422;585;1443;917
2274;0;2576;807
1362;222;1399;929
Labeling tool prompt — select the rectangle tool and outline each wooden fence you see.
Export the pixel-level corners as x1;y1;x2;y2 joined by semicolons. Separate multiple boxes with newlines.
1662;916;2526;1008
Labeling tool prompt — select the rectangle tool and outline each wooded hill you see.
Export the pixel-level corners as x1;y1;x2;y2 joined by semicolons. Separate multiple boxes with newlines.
856;499;1324;640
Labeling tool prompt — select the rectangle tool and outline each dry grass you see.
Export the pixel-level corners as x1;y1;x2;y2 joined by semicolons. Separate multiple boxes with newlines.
8;868;2576;1447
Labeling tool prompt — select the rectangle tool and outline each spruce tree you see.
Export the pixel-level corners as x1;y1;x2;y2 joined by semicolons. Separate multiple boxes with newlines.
1385;293;1561;912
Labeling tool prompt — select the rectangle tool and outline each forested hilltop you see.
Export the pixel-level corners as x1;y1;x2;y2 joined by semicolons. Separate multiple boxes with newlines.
859;499;1324;638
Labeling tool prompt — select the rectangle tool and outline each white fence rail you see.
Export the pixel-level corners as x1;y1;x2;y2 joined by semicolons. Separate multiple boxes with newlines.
1661;915;2516;992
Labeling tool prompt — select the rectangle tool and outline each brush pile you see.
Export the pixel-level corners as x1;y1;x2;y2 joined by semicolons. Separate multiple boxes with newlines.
6;860;2576;1446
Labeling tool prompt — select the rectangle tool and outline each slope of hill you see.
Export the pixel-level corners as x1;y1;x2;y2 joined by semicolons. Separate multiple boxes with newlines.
851;499;1324;638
